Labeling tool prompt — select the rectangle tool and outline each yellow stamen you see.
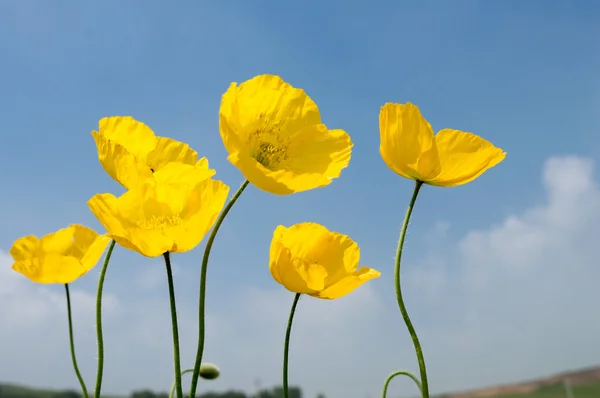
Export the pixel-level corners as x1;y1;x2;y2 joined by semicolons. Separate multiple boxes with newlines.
137;215;182;230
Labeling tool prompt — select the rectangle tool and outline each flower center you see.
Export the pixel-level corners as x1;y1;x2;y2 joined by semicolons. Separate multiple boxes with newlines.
247;114;290;170
136;215;182;230
253;141;288;169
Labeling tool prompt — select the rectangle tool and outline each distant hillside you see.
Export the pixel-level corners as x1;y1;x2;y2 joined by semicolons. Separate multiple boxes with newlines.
438;365;600;398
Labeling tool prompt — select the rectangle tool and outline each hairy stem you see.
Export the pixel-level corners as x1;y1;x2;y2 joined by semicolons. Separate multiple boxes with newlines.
64;283;89;398
394;180;429;397
164;252;183;398
170;369;194;398
94;239;116;398
189;179;250;398
283;293;301;398
381;370;422;398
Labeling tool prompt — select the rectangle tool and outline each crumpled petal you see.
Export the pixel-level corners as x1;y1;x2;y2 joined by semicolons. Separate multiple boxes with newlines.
379;102;505;186
268;223;379;299
10;225;110;284
220;74;352;194
428;129;507;187
88;177;229;258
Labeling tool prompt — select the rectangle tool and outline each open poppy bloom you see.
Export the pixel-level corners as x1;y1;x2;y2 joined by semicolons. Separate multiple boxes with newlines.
87;170;230;258
219;74;353;195
379;102;506;187
10;225;111;284
269;222;380;299
92;116;215;189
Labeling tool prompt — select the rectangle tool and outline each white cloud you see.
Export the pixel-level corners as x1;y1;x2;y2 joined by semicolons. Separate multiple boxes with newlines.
0;252;112;331
2;155;600;398
0;251;120;390
0;247;394;398
196;285;390;398
409;156;600;393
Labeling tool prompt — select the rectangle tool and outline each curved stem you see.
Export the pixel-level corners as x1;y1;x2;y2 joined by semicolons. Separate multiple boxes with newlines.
283;293;301;398
189;179;250;398
64;284;89;398
381;370;422;398
94;239;116;398
170;369;194;398
164;252;183;398
394;180;429;398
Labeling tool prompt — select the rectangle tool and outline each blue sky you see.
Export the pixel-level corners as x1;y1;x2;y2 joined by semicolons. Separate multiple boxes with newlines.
1;2;600;398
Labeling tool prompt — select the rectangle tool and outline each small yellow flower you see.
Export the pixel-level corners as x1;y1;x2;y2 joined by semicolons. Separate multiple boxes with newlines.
92;116;215;189
269;222;380;299
219;74;353;195
10;225;111;284
87;170;230;258
379;102;506;187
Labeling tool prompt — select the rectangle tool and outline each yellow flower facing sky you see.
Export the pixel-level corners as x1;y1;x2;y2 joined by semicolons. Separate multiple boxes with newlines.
10;224;111;284
88;163;230;258
379;102;506;187
269;222;380;299
219;74;353;195
92;116;215;189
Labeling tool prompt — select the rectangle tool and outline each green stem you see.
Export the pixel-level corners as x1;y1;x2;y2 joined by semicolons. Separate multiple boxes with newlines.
381;370;422;398
394;180;429;398
164;252;183;398
94;239;116;398
283;293;301;398
170;369;194;398
64;284;89;398
189;179;250;398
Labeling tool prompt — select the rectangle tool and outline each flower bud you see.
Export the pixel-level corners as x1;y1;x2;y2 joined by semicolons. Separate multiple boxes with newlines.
199;363;220;380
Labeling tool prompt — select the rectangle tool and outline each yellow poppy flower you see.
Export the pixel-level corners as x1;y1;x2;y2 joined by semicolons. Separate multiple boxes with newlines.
87;173;230;258
379;102;506;187
10;225;111;284
219;74;353;195
269;222;380;299
92;116;215;189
